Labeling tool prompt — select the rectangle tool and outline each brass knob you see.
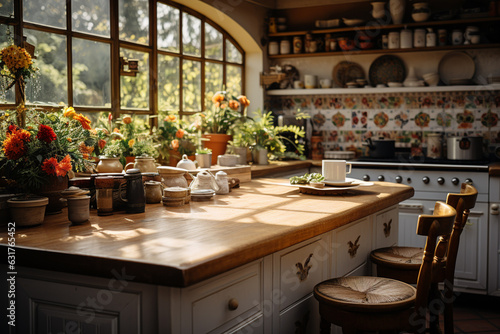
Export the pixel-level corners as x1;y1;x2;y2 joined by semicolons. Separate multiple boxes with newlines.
228;298;239;311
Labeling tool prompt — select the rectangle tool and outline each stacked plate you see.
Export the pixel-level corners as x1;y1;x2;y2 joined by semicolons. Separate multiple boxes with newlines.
438;51;475;85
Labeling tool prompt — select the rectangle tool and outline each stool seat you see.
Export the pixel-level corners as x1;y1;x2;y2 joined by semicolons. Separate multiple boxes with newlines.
314;276;416;313
371;246;424;269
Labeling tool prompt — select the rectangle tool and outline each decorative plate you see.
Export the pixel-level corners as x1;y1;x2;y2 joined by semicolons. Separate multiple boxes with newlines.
373;112;389;128
312;112;326;128
436;112;452;127
438;51;475;86
415;111;431;127
331;111;346;127
481;110;498;128
369;55;405;87
333;61;364;88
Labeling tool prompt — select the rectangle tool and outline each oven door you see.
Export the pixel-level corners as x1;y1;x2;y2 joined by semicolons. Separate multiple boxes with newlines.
398;199;488;291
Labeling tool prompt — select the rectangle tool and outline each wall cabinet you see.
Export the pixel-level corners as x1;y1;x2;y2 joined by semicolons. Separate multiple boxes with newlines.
4;206;399;334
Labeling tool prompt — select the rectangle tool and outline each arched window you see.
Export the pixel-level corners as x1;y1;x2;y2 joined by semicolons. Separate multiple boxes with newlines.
0;0;245;119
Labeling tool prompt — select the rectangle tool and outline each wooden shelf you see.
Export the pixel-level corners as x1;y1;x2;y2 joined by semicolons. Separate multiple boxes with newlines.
268;16;500;37
268;43;500;59
266;84;500;96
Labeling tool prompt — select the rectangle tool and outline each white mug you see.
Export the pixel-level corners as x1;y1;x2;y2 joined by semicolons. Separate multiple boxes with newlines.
304;75;317;89
322;160;352;182
320;78;332;88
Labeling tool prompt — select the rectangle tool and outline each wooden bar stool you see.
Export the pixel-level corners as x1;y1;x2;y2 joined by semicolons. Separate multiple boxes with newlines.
313;201;457;334
369;183;477;333
370;183;478;284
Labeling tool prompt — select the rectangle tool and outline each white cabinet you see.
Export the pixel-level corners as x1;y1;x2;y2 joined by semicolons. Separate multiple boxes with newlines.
373;205;399;249
488;177;500;296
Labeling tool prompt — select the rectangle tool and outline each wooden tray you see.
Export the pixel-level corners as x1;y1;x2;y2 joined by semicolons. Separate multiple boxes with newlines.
298;184;360;195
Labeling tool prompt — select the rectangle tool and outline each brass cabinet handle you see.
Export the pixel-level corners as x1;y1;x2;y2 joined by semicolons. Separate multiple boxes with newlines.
295;253;313;282
348;235;361;258
228;298;239;311
383;219;392;237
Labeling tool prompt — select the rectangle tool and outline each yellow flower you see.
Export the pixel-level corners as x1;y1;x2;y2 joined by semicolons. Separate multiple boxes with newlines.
128;139;135;147
63;106;76;118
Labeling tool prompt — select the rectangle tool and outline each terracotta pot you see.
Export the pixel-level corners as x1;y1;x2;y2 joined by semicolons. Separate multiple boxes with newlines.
37;176;68;214
7;196;49;227
202;133;232;165
96;157;124;173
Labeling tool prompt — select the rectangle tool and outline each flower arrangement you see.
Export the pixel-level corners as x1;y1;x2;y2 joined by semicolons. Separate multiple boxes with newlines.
202;91;250;134
0;106;97;194
0;44;38;90
156;113;197;163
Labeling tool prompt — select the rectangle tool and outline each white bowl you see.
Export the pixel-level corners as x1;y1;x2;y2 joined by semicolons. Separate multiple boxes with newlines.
423;73;440;86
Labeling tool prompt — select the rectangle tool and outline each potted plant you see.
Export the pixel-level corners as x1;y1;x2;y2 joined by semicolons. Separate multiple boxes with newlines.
194;148;212;169
0;106;98;220
155;113;197;166
201;91;250;165
98;140;126;173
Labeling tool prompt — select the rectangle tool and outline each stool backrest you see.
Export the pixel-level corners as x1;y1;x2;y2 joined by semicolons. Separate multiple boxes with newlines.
414;201;456;314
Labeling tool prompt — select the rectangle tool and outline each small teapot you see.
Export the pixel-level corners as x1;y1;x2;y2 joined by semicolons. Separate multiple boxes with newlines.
190;170;219;192
176;154;197;170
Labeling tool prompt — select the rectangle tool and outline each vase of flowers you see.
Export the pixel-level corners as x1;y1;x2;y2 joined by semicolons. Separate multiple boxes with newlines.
202;91;250;165
156;113;197;166
0;106;97;216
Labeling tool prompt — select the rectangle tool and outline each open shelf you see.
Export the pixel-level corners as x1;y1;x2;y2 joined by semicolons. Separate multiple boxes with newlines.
268;43;500;59
268;17;500;37
266;84;500;96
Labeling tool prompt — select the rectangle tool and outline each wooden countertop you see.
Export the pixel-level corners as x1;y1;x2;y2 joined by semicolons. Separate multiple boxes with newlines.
0;179;413;287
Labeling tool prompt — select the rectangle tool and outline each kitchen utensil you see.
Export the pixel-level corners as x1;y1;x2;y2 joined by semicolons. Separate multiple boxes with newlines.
369;55;405;87
145;180;163;204
333;61;364;88
215;171;229;194
268;41;279;55
320;78;332;88
438;29;447;46
447;136;484;160
400;29;413;48
438;51;475;85
423;72;440;86
157;166;189;188
280;39;291;54
363;138;396;158
125;156;160;173
452;29;463;45
338;37;356;51
371;2;386;19
322;160;352;182
426;28;436;46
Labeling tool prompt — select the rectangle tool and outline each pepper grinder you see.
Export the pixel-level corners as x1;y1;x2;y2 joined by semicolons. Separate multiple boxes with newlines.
120;169;146;213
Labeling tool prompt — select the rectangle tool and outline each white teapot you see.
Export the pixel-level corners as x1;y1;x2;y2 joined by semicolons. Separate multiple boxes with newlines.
176;154;197;170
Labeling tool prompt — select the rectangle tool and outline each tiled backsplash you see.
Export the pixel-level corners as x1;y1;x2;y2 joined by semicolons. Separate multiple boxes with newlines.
268;90;500;156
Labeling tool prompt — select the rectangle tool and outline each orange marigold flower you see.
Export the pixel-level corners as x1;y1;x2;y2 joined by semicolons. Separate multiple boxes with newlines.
98;139;106;150
83;153;89;159
56;155;72;177
113;128;120;133
237;95;250;107
228;100;240;110
74;113;92;130
63;106;76;118
79;142;94;154
2;128;31;160
41;157;59;176
36;124;57;143
165;114;177;122
171;139;179;150
122;115;132;124
67;138;72;142
220;103;227;109
128;139;135;147
175;129;185;139
212;92;225;104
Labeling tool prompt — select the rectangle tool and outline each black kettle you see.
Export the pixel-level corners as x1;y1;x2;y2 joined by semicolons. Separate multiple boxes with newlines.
363;137;396;159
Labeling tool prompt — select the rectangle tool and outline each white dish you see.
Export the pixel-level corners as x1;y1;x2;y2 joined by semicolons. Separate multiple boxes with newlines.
438;51;475;86
322;180;355;187
191;189;215;200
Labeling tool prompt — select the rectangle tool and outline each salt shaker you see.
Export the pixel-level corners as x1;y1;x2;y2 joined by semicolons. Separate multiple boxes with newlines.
215;171;229;195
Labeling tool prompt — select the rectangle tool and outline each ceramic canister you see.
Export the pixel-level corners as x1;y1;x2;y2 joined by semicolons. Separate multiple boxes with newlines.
414;29;426;47
388;31;400;49
280;39;291;54
426;29;436;47
268;41;279;55
427;133;442;159
293;36;302;53
438;29;447;46
400;29;413;48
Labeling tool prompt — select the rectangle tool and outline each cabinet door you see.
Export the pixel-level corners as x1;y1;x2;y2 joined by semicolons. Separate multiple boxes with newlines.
278;294;320;334
489;201;500;296
333;217;372;277
15;276;146;334
373;205;399;249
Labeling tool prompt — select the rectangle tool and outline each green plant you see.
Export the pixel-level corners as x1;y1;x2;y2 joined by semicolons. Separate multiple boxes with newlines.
202;91;249;134
196;148;212;154
130;134;159;158
155;113;197;161
102;140;123;158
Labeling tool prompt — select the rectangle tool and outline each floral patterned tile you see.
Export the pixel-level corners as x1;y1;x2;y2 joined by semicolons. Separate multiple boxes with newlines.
394;110;411;130
480;109;500;130
343;96;358;109
360;96;374;109
419;95;435;108
351;110;369;129
328;97;343;109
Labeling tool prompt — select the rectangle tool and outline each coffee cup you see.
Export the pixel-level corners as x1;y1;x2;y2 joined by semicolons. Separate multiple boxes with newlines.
293;80;304;89
322;160;352;182
304;75;317;89
320;79;332;88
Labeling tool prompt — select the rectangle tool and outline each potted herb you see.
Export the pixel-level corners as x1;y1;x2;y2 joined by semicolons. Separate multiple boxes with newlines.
195;148;212;168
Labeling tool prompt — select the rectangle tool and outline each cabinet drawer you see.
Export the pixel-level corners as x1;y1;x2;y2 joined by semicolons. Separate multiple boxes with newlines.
189;263;262;334
373;205;399;249
278;294;320;334
276;238;326;311
334;217;372;277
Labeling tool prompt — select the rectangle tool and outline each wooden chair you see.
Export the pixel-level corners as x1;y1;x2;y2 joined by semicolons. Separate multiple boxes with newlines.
313;201;457;334
369;183;478;333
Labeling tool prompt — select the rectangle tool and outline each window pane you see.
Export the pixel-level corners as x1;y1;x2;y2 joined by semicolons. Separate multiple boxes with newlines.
205;23;222;60
120;48;149;109
0;0;14;17
226;40;242;64
24;0;66;28
182;13;201;57
182;60;201;112
157;3;179;53
119;0;149;45
205;62;223;108
158;54;179;111
23;29;67;105
0;25;14;104
72;38;110;107
226;65;242;96
72;0;110;37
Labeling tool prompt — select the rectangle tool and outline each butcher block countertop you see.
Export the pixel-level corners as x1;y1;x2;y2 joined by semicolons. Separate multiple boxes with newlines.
0;179;413;287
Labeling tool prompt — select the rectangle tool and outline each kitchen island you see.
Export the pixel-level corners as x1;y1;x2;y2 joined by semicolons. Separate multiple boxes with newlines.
1;178;413;333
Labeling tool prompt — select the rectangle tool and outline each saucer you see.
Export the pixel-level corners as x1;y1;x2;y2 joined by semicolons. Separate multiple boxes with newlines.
322;179;356;187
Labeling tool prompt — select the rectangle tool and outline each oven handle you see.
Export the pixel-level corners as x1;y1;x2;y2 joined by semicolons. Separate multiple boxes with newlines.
428;208;484;216
399;203;424;211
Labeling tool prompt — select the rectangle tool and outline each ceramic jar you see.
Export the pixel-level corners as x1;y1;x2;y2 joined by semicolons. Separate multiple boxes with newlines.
389;0;405;24
125;156;159;173
293;36;302;54
7;196;49;227
215;171;229;195
371;2;386;19
414;29;426;47
280;39;291;54
195;153;212;168
66;196;91;225
388;31;400;49
96;157;123;173
120;168;146;214
426;29;436;47
268;41;279;55
427;133;442;159
438;29;447;46
452;29;463;45
464;26;479;44
157;166;189;188
145;181;163;204
400;29;413;48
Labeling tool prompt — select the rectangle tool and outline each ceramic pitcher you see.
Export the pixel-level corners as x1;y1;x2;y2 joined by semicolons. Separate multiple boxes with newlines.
125;156;159;173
